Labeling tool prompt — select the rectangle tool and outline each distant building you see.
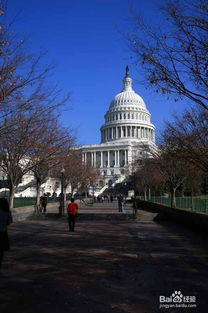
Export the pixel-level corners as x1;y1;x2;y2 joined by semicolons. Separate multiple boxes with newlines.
80;67;156;195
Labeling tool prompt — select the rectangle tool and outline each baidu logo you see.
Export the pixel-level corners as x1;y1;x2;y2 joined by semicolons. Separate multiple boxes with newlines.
159;290;197;309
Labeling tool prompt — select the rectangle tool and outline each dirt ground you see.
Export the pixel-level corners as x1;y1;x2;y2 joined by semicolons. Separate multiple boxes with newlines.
0;205;208;313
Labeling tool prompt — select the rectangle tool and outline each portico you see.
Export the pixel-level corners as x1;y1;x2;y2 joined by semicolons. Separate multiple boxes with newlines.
82;148;129;168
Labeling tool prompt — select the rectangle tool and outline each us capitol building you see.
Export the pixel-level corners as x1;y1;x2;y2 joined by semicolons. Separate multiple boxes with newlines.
80;67;156;195
0;67;156;198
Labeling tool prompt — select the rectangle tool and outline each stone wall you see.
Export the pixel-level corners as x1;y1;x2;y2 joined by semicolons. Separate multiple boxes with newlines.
135;199;208;234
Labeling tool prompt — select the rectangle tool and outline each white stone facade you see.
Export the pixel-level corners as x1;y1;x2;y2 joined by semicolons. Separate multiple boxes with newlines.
80;67;156;194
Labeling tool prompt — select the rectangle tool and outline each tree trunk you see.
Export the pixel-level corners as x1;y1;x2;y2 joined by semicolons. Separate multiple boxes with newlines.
191;186;194;210
35;179;41;208
148;186;151;201
171;187;176;208
144;188;147;201
9;185;16;210
63;186;67;213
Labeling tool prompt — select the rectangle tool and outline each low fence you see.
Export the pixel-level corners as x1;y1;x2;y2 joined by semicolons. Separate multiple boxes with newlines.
134;199;208;234
13;197;58;208
137;196;208;214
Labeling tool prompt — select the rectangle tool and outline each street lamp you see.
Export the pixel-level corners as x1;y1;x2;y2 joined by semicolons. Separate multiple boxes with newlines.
60;167;65;215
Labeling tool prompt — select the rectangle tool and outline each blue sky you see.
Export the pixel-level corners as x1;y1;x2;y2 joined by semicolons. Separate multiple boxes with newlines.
8;0;187;145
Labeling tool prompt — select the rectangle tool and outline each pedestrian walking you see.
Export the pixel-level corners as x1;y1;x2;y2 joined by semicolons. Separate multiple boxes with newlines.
67;198;79;232
0;198;13;270
40;194;48;213
118;194;125;212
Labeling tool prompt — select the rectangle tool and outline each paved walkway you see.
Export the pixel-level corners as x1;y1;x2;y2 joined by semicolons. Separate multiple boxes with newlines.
0;203;207;313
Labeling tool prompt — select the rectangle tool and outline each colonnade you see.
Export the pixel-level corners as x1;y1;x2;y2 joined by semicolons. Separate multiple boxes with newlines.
82;149;129;168
101;125;154;142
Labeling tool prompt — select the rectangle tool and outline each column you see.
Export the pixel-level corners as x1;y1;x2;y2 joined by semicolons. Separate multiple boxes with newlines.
124;150;127;165
117;150;120;167
100;151;103;168
114;150;117;167
91;152;93;166
107;150;110;167
94;151;96;167
121;126;123;138
115;127;118;139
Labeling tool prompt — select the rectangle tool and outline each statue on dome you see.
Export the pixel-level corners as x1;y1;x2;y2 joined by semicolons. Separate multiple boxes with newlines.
125;65;129;77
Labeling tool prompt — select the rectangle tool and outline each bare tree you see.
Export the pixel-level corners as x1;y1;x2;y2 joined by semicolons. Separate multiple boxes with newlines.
157;146;192;207
164;106;208;172
127;0;208;110
130;157;165;200
0;1;73;209
52;150;97;200
0;105;74;209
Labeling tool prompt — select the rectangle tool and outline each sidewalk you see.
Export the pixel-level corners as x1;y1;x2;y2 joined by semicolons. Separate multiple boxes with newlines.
0;205;207;313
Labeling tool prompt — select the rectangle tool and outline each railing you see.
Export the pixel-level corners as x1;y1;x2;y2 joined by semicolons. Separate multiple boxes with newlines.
139;196;208;214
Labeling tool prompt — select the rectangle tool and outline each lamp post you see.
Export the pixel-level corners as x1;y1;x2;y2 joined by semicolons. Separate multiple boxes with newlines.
60;168;65;215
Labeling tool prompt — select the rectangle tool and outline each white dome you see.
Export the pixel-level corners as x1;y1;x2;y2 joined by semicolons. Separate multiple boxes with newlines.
100;67;155;144
109;70;146;110
110;90;146;109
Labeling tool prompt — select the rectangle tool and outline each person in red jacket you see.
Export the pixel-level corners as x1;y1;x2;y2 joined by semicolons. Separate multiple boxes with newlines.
67;198;78;232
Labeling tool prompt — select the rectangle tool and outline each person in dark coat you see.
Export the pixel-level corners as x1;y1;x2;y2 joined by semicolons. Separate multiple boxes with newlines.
118;194;125;212
40;194;48;213
0;198;13;270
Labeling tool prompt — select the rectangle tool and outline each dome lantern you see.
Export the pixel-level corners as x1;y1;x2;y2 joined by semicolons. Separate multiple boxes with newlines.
123;65;133;92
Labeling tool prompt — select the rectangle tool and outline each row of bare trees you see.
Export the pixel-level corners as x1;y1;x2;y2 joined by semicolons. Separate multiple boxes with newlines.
0;1;97;209
131;105;207;207
128;0;208;207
